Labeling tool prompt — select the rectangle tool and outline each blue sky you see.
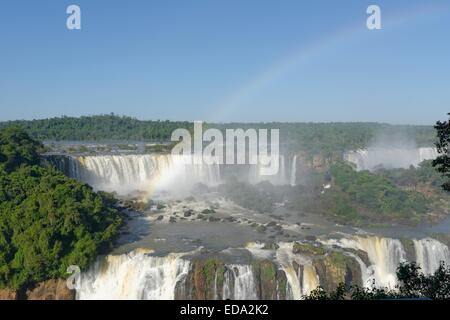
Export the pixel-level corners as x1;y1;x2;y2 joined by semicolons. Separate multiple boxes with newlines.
0;0;449;124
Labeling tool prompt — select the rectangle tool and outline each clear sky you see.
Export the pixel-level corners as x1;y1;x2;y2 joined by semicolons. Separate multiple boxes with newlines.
0;0;449;124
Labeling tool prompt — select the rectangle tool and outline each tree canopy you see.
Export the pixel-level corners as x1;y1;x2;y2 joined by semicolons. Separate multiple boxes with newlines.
0;128;122;289
433;113;450;191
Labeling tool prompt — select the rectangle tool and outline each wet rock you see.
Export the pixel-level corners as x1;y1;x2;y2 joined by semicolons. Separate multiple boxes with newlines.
266;221;277;227
208;216;220;222
184;210;194;217
156;215;164;221
169;217;177;223
256;225;267;233
263;242;279;250
201;209;216;214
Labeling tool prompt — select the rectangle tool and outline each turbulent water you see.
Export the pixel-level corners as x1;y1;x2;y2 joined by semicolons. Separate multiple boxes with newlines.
322;236;450;289
50;153;299;194
76;236;450;300
344;147;438;171
76;249;191;300
52;154;222;194
47;149;450;300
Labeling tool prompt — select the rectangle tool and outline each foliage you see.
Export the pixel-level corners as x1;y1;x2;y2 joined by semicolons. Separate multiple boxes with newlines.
0;126;44;172
0;115;436;154
330;162;429;218
0;114;193;142
0;128;122;289
304;262;450;300
433;113;450;191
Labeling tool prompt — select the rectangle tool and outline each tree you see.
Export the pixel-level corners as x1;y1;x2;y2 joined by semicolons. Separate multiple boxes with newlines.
0;126;43;172
304;262;450;300
433;113;450;191
0;128;122;290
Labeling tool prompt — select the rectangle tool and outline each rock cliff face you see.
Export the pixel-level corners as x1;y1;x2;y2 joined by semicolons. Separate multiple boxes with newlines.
0;279;75;300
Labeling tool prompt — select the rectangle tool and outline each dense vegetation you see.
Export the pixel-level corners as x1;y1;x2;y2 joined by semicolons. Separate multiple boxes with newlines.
433;113;450;191
304;262;450;300
0;115;436;153
0;114;193;142
216;160;447;226
0;127;122;289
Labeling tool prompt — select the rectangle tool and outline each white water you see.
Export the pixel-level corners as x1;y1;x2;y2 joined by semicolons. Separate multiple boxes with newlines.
413;238;450;275
61;154;221;195
249;155;289;185
275;242;319;299
290;155;297;186
222;265;258;300
76;236;450;299
77;250;190;300
344;147;438;171
322;236;450;289
322;236;406;288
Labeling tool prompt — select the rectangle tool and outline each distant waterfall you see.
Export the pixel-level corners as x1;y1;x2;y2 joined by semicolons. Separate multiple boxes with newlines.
344;147;438;171
222;265;258;300
53;154;221;194
77;250;191;300
290;155;297;186
413;238;450;275
249;155;288;185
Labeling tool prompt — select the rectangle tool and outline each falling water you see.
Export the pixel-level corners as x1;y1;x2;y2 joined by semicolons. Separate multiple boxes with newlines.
321;236;406;288
77;250;191;300
413;238;450;275
344;147;438;171
290;155;297;186
275;243;319;299
222;265;258;300
54;154;221;194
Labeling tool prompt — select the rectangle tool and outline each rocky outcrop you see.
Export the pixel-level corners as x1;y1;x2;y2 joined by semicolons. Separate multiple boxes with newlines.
0;279;74;300
0;288;18;300
180;258;225;300
26;279;75;300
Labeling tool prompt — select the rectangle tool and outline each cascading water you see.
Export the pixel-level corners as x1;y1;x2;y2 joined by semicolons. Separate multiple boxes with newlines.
249;155;289;185
222;265;258;300
76;250;191;300
321;236;406;288
275;242;319;299
290;155;297;186
55;154;221;195
413;238;450;275
344;147;438;171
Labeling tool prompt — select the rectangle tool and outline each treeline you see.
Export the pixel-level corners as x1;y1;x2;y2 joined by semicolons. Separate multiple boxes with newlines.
0;115;436;153
0;127;122;289
0;114;193;142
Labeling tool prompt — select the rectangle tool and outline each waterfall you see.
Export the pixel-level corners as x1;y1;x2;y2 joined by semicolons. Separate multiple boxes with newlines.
290;155;297;186
249;155;288;185
413;238;450;275
222;265;258;300
275;243;319;299
322;236;406;288
58;154;221;194
77;250;190;300
344;147;438;171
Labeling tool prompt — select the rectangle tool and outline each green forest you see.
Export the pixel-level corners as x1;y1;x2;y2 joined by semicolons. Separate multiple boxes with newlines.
0;114;436;153
0;127;122;289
